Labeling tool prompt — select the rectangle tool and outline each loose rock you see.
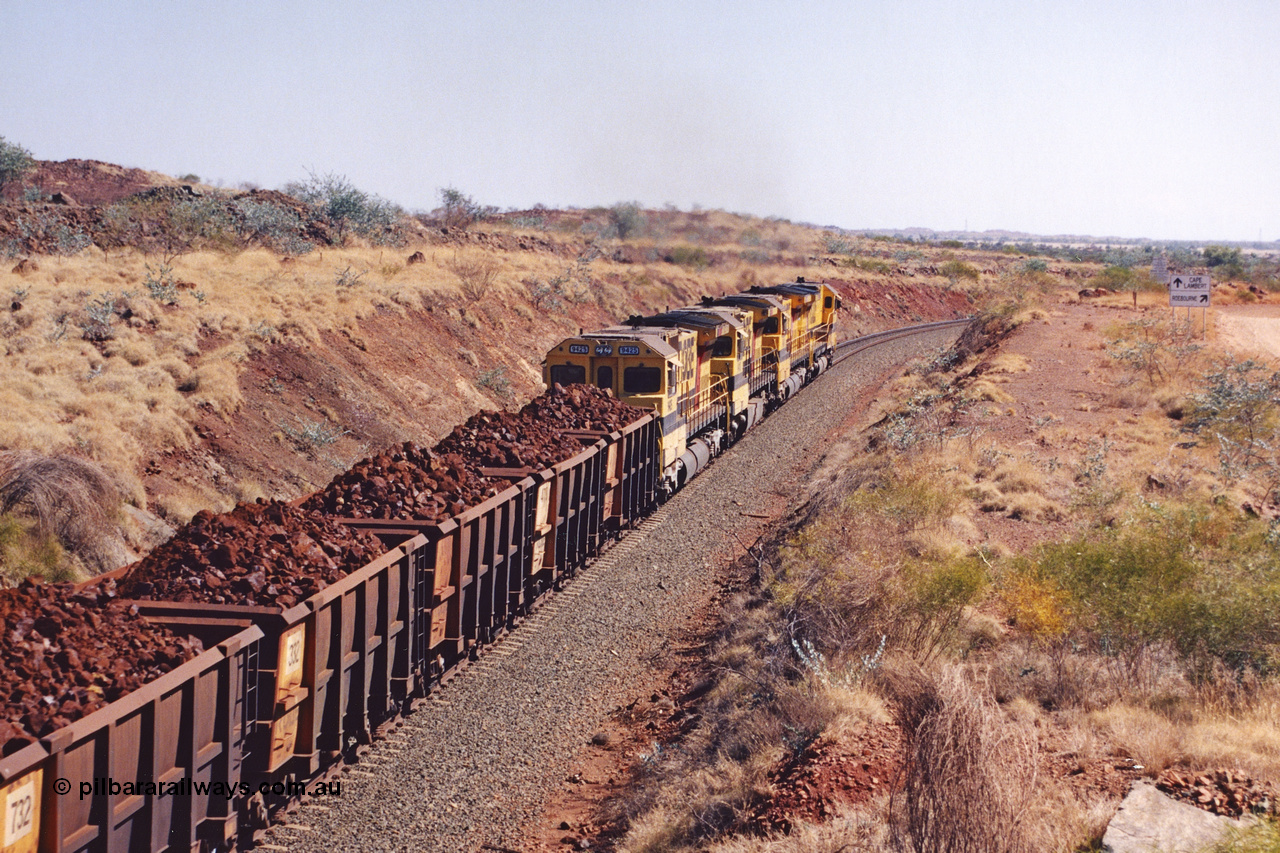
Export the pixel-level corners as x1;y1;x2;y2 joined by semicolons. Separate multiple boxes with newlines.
0;579;202;753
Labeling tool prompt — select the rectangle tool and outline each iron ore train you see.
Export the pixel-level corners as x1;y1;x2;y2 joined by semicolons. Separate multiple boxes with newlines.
544;277;840;496
0;277;842;853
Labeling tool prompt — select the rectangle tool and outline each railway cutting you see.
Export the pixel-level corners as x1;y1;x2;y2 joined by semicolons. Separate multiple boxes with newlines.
270;324;963;852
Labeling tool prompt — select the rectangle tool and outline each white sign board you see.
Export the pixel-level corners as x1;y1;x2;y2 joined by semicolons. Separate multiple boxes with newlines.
1168;274;1211;307
1151;255;1168;285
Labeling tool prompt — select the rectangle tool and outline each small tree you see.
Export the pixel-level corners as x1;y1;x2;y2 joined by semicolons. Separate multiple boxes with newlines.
607;202;645;240
283;170;399;241
1185;358;1280;506
1202;244;1244;281
0;136;37;191
437;187;493;230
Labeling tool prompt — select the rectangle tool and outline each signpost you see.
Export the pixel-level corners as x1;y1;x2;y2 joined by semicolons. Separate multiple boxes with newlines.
1167;273;1210;337
1168;274;1211;307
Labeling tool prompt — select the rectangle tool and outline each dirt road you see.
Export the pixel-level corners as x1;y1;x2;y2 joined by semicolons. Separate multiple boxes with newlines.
1215;304;1280;361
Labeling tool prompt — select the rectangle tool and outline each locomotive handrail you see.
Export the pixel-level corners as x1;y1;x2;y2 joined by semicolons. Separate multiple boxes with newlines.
679;373;731;435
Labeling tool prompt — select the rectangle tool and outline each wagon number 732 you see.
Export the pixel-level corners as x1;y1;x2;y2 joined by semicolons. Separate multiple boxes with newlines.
3;777;36;846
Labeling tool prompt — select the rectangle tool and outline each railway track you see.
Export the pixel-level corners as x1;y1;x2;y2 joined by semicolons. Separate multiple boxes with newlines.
832;317;971;364
0;314;969;853
267;318;970;853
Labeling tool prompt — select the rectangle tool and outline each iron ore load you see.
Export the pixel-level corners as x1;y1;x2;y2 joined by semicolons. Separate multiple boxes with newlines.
0;278;837;853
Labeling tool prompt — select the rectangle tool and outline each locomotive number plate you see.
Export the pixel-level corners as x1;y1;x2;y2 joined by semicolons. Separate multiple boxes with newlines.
618;345;640;355
568;344;589;354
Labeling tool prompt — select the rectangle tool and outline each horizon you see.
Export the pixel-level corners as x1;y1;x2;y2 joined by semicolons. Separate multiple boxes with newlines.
4;2;1277;244
15;152;1280;250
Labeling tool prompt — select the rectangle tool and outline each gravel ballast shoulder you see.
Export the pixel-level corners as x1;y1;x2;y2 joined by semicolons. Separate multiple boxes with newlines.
272;329;962;852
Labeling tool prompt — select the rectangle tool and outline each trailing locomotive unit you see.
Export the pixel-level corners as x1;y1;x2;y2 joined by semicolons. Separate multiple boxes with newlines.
544;277;839;496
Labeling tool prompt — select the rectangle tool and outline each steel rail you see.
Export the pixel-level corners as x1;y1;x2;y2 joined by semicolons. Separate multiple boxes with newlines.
832;316;972;365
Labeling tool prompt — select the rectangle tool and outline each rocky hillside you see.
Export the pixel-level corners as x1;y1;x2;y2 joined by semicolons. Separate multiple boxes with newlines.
1;158;1068;580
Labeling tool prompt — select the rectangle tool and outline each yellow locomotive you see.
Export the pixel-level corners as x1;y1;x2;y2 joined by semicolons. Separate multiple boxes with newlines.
544;277;839;496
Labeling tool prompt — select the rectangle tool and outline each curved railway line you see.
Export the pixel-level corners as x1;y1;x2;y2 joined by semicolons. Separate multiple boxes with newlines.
0;313;968;853
266;319;968;853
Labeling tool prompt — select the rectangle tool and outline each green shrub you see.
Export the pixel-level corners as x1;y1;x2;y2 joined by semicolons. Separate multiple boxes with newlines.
143;263;181;304
435;187;494;231
284;171;401;242
79;292;126;341
476;366;511;398
939;260;980;281
0;136;36;190
666;245;709;269
897;557;988;662
606;202;645;240
0;514;67;585
1203;244;1242;268
169;195;235;247
1184;358;1280;504
842;255;893;274
1209;819;1280;852
1094;264;1163;292
1010;517;1280;681
15;212;92;256
233;197;314;254
846;471;961;534
279;416;349;455
1024;530;1196;652
824;234;855;254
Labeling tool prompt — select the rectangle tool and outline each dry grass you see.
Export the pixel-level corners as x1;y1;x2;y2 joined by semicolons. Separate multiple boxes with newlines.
0;451;129;577
1084;703;1183;774
445;249;502;302
614;575;889;853
982;352;1031;375
1084;688;1280;783
0;215;874;532
0;514;66;584
880;664;1038;853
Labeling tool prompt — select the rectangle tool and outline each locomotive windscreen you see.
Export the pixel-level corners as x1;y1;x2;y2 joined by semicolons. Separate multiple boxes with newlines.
550;364;586;386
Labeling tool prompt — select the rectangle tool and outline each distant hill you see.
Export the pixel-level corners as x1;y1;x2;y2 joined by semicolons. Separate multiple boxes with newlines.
0;158;200;207
842;226;1280;251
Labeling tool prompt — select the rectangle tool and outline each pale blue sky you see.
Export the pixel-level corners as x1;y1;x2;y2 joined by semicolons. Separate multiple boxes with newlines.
3;1;1277;241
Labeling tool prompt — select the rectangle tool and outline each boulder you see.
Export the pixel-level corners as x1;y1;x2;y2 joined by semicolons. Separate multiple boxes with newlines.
1102;782;1252;853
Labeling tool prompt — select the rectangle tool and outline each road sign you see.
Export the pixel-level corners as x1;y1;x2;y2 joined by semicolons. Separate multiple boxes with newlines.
1168;274;1211;306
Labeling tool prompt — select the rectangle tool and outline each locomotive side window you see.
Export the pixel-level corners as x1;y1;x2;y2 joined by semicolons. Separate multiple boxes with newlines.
824;296;833;309
624;366;662;394
762;317;779;334
549;364;586;386
712;335;733;357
